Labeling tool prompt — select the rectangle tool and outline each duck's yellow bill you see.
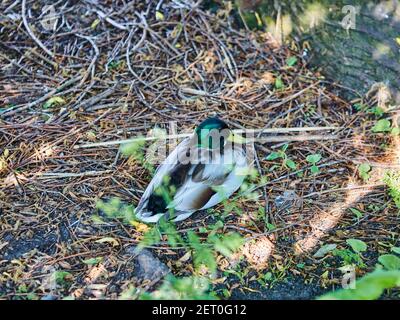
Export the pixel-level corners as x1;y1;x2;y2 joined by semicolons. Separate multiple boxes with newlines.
227;132;246;144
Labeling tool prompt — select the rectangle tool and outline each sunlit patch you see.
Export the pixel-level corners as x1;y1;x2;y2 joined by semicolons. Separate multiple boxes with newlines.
2;172;28;188
237;212;253;225
0;149;9;174
35;144;55;160
257;71;275;85
366;83;392;112
391;135;400;164
85;264;108;284
199;49;217;74
130;220;150;233
294;109;400;256
375;86;391;109
372;0;396;20
265;14;293;46
299;3;327;30
294;181;375;255
39;266;58;291
352;134;365;149
225;77;254;96
372;43;391;60
294;140;393;256
242;236;274;270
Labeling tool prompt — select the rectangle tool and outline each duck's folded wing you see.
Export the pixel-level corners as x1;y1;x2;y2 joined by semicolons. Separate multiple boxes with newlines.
135;137;193;219
169;178;216;212
169;161;233;213
171;147;249;213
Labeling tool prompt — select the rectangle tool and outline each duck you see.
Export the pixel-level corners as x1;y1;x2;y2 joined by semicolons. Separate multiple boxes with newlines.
135;117;249;223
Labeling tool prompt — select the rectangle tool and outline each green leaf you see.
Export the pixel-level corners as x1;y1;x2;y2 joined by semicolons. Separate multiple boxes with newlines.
297;171;304;178
265;152;281;161
187;231;217;273
212;232;244;258
378;254;400;270
139;226;161;248
391;247;400;255
213;220;224;230
306;154;322;164
353;103;366;111
159;218;184;247
349;208;363;219
369;106;384;117
120;138;146;157
313;243;337;258
286;56;298;66
91;214;107;225
391;127;400;136
358;163;371;174
96;197;121;217
137;275;215;300
254;11;263;27
310;165;319;174
91;18;100;29
285;159;297;170
318;269;400;300
53;271;72;285
358;163;371;181
198;227;208;233
346;238;367;253
383;171;400;209
334;249;365;267
372;119;391;133
275;76;283;89
266;222;276;231
43;96;65;109
26;293;38;300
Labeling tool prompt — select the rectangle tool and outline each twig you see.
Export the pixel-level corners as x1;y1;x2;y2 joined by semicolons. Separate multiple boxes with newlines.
255;134;338;143
38;170;113;179
21;0;55;59
95;9;128;30
73;127;338;149
0;75;82;117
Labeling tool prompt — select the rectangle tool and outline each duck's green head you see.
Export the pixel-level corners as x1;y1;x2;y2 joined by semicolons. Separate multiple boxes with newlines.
195;117;242;149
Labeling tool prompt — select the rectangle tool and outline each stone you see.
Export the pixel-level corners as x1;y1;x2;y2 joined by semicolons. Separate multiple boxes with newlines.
125;246;170;283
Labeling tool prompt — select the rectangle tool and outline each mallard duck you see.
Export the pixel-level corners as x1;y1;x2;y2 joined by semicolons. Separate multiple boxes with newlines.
135;117;248;223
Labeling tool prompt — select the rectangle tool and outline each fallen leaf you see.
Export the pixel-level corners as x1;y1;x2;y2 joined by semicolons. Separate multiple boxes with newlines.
95;237;119;246
43;96;65;109
313;244;337;258
130;220;150;233
156;11;164;21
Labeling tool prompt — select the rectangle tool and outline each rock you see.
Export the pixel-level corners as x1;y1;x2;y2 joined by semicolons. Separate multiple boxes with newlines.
125;246;170;283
